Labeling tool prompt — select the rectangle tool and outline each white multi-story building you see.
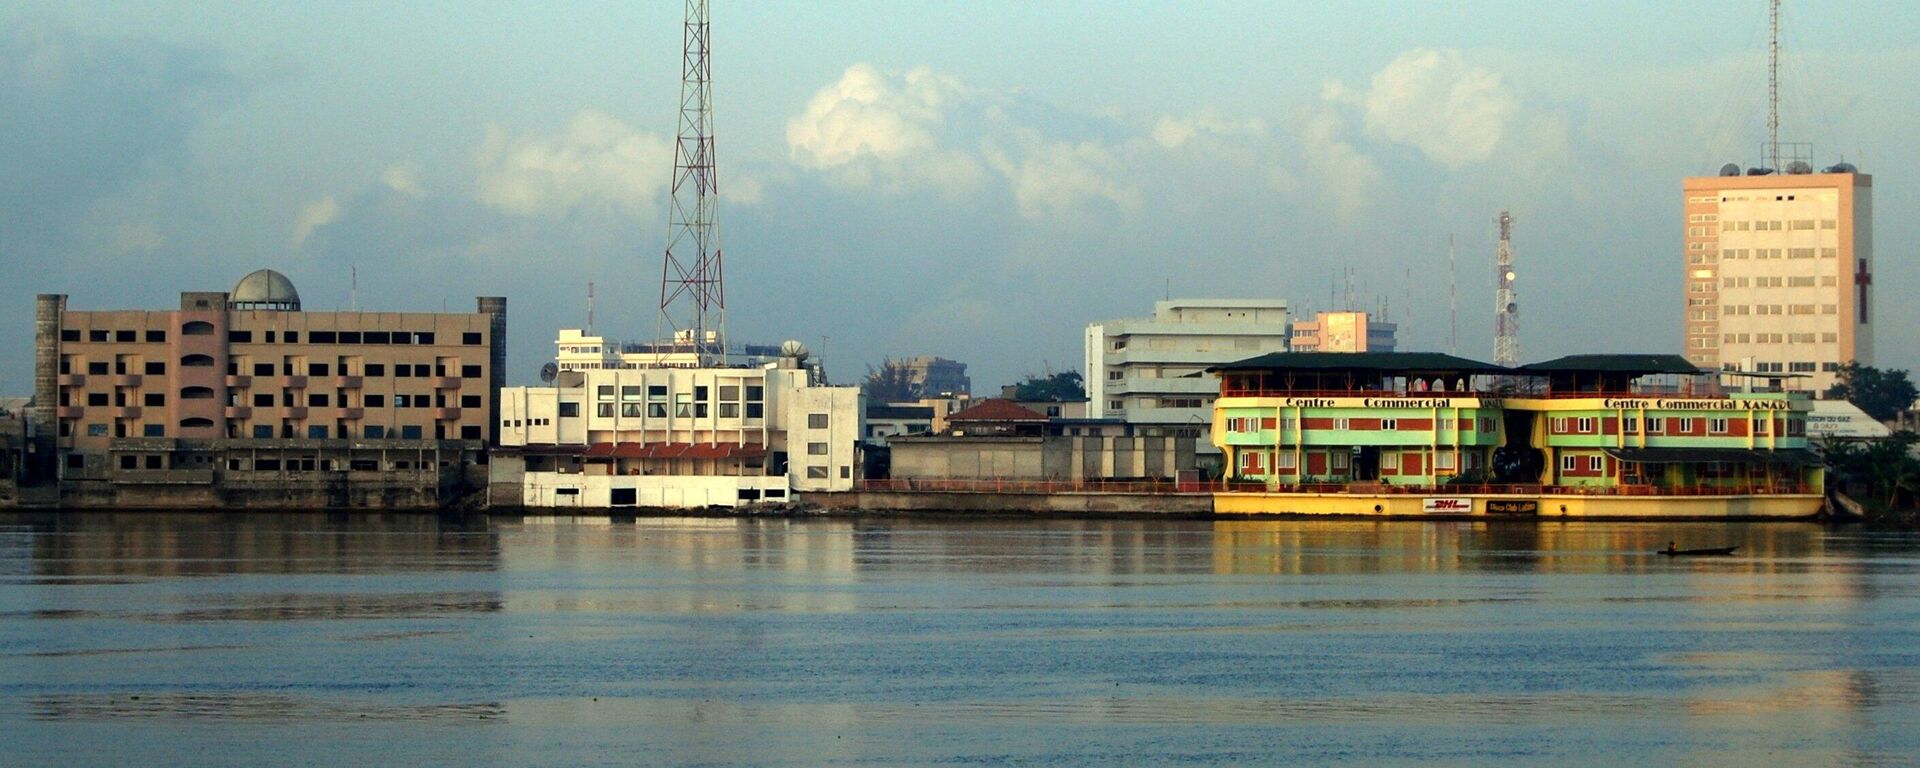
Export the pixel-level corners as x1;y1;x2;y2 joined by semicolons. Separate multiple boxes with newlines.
1682;166;1872;393
494;334;862;509
1085;299;1290;459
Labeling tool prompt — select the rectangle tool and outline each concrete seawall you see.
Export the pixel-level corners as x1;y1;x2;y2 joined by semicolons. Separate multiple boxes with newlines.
802;490;1213;516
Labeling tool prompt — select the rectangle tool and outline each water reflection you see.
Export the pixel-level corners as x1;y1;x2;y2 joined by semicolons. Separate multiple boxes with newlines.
4;513;1920;766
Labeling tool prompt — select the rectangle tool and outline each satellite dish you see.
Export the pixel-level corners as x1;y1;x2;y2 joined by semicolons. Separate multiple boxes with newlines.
1746;167;1774;176
1719;163;1741;177
1506;302;1518;314
779;340;810;360
1825;162;1857;174
539;361;558;383
1786;161;1813;175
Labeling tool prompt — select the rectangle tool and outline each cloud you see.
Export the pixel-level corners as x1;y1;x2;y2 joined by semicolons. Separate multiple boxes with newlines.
291;196;340;247
474;109;675;217
1354;48;1519;169
788;63;1154;219
984;136;1139;221
785;63;986;192
1151;112;1267;149
1297;104;1382;217
0;19;242;247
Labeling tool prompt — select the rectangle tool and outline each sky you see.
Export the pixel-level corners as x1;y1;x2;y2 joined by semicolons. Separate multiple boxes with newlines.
3;1;1917;393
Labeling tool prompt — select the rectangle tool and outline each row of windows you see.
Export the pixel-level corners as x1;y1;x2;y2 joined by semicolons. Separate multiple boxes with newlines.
1720;219;1836;232
1551;415;1802;435
1227;417;1497;433
1720;304;1837;315
60;358;482;379
595;384;764;402
1722;276;1836;288
66;422;479;440
60;327;482;346
1719;247;1837;259
1723;332;1838;346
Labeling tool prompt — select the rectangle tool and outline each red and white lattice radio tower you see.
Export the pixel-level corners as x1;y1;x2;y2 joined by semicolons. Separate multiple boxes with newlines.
656;0;725;364
1494;210;1518;367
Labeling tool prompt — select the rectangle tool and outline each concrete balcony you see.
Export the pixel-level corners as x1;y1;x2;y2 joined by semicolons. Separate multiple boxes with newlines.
58;374;86;387
113;406;142;419
114;373;143;388
338;407;365;420
431;376;461;390
433;407;462;420
57;406;84;418
335;375;364;389
282;375;308;389
285;406;309;419
226;374;252;388
225;406;252;419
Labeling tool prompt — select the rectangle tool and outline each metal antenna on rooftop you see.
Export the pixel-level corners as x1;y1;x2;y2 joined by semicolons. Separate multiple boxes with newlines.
1494;211;1518;367
656;0;725;365
1766;0;1780;172
586;281;595;335
350;265;358;312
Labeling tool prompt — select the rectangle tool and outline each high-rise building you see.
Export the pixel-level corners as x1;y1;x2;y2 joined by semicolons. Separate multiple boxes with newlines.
900;356;970;397
1288;311;1398;353
1681;167;1871;393
1085;299;1289;461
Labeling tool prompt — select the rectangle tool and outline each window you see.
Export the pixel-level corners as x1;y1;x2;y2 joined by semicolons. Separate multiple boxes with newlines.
87;392;109;406
621;386;642;401
310;331;337;343
228;330;253;343
807;442;829;455
144;425;164;438
1623;416;1639;433
308;362;330;376
400;425;423;439
365;425;386;438
1276;452;1298;470
144;393;165;406
1709;418;1728;434
181;386;215;400
648;385;668;400
461;364;481;378
1379;418;1397;431
621;403;642;417
1330;451;1349;470
181;354;215;367
1560;455;1577;472
1674;417;1696;434
746;402;764;419
308;393;329;407
719;403;739;418
1332;418;1349;431
1586;456;1603;472
808;413;830;429
1752;417;1770;434
181;321;214;336
806;466;830;479
463;332;483;345
364;363;385;377
597;403;615;417
179;417;213;428
1576;417;1594;433
1550;417;1568;433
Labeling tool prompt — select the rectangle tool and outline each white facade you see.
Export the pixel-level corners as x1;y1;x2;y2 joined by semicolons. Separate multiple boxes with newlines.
499;342;863;509
1085;299;1289;454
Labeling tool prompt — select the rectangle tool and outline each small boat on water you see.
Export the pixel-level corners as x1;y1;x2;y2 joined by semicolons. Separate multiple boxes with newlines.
1659;542;1737;557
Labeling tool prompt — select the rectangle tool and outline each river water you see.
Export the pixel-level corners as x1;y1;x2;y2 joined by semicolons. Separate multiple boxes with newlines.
4;513;1919;766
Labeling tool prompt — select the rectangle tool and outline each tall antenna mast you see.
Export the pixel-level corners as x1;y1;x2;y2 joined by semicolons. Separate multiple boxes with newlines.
1494;211;1518;367
586;281;595;335
1766;0;1780;171
656;0;725;365
1447;234;1458;355
350;265;358;312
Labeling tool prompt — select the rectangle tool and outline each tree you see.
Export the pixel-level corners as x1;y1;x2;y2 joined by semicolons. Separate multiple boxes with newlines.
1827;363;1918;422
862;358;921;403
1823;431;1920;524
1008;370;1085;401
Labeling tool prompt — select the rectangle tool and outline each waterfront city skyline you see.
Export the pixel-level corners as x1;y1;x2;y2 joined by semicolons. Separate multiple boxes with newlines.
3;1;1918;390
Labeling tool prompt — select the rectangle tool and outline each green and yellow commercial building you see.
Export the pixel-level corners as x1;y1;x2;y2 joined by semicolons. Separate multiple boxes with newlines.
1210;353;1823;518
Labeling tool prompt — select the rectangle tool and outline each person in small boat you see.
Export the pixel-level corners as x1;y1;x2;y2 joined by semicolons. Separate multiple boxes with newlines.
1666;541;1678;556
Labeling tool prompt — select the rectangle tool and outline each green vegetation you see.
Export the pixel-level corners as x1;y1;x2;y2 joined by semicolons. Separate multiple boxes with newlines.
1826;363;1917;422
1009;371;1085;402
862;358;921;403
1823;431;1920;527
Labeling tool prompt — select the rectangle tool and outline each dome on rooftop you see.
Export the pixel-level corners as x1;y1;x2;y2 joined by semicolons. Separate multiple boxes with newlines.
231;269;301;310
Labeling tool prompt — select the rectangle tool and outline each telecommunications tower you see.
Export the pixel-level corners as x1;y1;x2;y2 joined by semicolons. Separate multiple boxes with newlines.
656;0;725;363
1494;211;1518;367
